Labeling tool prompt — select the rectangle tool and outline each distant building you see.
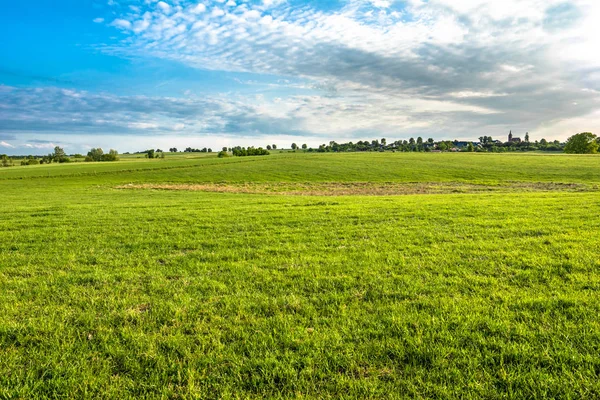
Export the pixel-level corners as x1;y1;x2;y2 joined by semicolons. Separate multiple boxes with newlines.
453;141;479;149
508;131;522;143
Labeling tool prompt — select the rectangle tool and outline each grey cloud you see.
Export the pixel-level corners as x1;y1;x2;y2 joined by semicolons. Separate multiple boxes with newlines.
0;86;319;137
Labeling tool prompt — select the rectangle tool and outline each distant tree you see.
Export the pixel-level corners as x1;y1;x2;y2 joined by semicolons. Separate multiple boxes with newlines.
52;146;70;163
438;142;448;151
86;148;104;162
169;147;178;153
85;148;119;162
525;132;530;143
466;142;475;152
53;146;65;159
103;149;119;161
146;149;156;159
218;151;229;158
302;143;307;150
21;156;40;166
267;145;272;150
272;144;277;150
208;148;212;153
381;138;386;146
564;132;598;154
160;151;165;159
291;143;297;150
1;154;11;168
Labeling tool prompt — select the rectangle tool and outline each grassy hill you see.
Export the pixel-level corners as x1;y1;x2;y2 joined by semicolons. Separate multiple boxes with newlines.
1;152;599;398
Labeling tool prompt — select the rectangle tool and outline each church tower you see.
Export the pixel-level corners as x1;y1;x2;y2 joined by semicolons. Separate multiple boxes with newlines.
508;130;513;142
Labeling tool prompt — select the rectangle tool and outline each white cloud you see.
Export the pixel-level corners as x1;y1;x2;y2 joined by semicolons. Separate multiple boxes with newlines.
156;1;171;13
93;18;105;23
128;122;159;129
369;0;391;8
211;7;225;17
110;18;132;29
26;1;600;141
190;3;206;13
0;141;15;148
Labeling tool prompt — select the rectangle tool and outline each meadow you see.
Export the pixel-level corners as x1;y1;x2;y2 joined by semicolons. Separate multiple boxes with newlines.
1;152;599;398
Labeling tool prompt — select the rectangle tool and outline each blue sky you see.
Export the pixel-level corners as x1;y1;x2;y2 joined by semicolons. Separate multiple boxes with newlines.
1;0;599;154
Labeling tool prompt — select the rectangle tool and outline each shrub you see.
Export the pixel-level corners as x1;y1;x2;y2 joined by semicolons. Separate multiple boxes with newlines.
231;147;270;157
20;157;40;166
85;148;119;162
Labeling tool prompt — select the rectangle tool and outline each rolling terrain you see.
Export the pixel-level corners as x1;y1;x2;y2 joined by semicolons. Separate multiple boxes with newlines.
1;152;599;398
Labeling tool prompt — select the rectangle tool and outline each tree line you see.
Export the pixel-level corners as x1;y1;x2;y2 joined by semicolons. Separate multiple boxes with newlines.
1;133;597;168
1;146;120;167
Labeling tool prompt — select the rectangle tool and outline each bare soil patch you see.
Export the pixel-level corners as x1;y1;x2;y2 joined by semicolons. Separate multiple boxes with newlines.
116;182;598;196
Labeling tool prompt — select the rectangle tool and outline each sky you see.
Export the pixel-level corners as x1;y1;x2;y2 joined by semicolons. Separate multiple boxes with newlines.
1;0;599;154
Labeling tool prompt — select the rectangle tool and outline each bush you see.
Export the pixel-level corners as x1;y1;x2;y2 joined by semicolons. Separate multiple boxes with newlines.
85;148;119;162
20;157;40;166
232;147;270;157
218;151;230;158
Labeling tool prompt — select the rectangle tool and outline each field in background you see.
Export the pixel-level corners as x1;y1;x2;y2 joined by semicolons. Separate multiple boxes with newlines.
1;152;599;398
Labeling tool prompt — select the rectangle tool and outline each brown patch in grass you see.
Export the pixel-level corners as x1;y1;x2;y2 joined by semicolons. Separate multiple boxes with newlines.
116;182;597;196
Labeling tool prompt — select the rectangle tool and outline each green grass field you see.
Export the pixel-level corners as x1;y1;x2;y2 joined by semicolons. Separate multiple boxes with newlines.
1;152;599;398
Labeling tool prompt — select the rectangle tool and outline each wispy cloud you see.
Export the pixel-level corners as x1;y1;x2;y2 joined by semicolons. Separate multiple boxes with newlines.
91;0;600;137
0;141;15;148
0;84;516;141
4;0;600;146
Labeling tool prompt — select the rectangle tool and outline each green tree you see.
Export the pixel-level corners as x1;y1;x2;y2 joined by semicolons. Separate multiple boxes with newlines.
466;142;474;152
302;143;307;150
564;132;598;154
291;143;297;150
525;132;530;143
1;154;10;168
86;148;104;162
52;146;69;163
103;149;119;161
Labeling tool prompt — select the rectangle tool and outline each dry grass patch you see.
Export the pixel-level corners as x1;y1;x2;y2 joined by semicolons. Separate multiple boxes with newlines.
116;182;597;196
